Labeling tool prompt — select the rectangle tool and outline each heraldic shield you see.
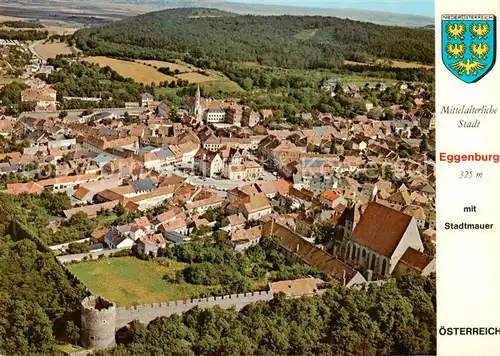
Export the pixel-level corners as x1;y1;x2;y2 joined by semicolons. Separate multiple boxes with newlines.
442;14;496;83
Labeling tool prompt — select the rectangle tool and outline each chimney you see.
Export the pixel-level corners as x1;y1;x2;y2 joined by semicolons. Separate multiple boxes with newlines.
365;269;373;282
342;270;346;286
296;243;299;253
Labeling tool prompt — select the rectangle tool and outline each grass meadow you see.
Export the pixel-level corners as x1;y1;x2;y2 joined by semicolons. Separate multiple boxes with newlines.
68;256;218;306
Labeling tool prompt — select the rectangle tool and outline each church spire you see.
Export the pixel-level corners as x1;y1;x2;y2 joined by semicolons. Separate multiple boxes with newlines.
194;83;202;120
195;83;200;100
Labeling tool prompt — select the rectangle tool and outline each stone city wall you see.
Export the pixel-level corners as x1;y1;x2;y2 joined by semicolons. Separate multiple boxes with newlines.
115;291;273;328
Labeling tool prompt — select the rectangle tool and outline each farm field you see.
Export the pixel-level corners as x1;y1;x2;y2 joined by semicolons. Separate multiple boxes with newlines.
86;56;243;92
0;15;79;35
134;59;193;73
34;40;77;59
344;59;434;69
136;59;242;91
85;56;177;84
177;71;214;83
198;78;244;93
68;256;218;306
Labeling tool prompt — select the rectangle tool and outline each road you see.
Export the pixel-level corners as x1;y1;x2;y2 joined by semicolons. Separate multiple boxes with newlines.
29;40;45;62
169;168;277;191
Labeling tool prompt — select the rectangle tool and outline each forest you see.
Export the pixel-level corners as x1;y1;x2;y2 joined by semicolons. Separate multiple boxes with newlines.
73;8;434;70
97;274;436;356
0;20;44;28
0;192;90;355
0;29;48;41
43;58;151;108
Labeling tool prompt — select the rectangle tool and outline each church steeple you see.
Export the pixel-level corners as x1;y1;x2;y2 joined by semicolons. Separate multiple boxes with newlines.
194;84;202;119
195;84;200;101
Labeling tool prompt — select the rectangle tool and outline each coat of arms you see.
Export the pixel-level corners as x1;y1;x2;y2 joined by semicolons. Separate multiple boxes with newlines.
442;14;496;83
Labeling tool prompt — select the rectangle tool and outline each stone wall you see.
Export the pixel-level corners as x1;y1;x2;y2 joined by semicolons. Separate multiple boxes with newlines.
115;291;273;328
57;247;131;264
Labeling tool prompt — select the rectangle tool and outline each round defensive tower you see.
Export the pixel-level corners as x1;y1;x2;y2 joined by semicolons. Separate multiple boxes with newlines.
81;295;117;350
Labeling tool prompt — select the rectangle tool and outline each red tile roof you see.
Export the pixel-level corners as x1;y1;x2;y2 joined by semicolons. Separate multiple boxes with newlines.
352;202;413;257
5;182;45;195
262;221;360;284
399;247;433;271
269;277;318;296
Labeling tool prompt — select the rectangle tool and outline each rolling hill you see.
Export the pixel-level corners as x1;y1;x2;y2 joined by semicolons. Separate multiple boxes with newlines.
74;7;434;70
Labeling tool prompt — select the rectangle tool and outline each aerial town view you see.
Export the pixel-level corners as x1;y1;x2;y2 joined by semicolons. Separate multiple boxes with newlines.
0;1;436;355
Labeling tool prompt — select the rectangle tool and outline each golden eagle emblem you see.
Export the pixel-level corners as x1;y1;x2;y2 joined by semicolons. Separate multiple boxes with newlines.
450;58;485;76
446;23;466;40
470;43;490;60
470;23;490;40
446;43;465;59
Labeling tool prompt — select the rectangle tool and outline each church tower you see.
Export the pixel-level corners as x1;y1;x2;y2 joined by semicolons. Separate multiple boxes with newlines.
193;84;202;120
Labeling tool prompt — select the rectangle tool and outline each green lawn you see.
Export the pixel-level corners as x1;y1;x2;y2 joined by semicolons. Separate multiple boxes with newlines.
55;343;85;354
68;257;218;306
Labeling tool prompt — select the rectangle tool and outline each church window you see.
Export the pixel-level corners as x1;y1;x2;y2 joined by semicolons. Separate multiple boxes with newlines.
382;259;387;275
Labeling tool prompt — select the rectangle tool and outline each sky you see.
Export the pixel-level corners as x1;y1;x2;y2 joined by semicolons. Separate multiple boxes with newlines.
225;0;434;17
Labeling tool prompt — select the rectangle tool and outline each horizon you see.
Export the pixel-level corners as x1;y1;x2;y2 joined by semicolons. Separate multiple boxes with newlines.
225;0;434;17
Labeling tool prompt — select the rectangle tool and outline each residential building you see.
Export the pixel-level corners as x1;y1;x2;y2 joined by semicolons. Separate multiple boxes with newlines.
402;205;427;229
220;213;247;232
21;82;57;111
184;193;224;214
81;136;139;155
292;155;340;194
229;226;262;252
137;234;167;257
194;150;224;177
40;173;100;192
319;190;347;209
105;223;144;249
139;93;154;107
204;108;226;123
393;247;435;277
227;105;243;126
242;193;272;221
4;181;45;195
420;115;436;131
242;108;260;127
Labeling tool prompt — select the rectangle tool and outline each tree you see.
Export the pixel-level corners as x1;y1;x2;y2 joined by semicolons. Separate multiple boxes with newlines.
64;320;80;345
313;221;337;245
80;108;93;116
41;190;72;215
59;110;68;119
241;77;253;91
421;232;436;257
411;125;422;139
113;203;126;216
419;138;428;152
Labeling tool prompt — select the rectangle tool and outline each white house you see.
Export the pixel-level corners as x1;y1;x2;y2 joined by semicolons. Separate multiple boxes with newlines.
204;108;226;123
